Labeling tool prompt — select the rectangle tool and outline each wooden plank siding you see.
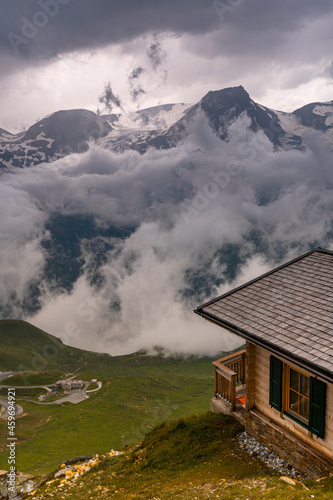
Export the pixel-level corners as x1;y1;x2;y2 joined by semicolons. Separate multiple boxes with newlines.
245;340;255;410
253;344;333;460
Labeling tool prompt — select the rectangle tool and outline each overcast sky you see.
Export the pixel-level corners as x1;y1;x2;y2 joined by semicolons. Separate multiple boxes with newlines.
1;0;333;131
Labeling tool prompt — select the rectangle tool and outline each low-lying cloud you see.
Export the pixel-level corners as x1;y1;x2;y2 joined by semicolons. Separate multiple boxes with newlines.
1;112;333;356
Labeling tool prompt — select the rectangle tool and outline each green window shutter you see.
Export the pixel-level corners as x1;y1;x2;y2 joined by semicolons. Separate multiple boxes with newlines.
269;355;283;411
309;377;326;439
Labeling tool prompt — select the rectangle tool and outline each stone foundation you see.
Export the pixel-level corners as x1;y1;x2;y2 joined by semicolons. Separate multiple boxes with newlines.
246;409;333;479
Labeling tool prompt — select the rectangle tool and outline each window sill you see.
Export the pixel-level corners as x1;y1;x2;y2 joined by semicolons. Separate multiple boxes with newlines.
283;410;309;431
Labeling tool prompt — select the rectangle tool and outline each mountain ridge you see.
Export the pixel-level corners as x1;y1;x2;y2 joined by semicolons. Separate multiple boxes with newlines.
0;319;112;371
1;86;333;168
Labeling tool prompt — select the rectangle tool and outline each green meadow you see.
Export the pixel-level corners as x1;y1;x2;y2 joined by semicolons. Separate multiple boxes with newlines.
20;412;333;499
0;320;218;475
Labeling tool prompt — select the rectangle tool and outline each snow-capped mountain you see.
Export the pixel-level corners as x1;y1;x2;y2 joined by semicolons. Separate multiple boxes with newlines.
1;86;333;169
126;86;333;153
0;109;112;168
126;86;302;152
293;101;333;148
0;128;24;143
99;103;193;153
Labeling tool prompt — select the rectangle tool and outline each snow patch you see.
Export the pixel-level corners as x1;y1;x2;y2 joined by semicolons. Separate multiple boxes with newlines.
275;111;305;136
326;115;333;126
313;104;333;116
112;103;193;133
312;105;333;128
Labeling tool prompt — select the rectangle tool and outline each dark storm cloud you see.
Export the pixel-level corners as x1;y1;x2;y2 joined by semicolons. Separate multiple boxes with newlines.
2;0;333;63
1;0;220;60
128;67;146;102
147;40;166;71
129;67;145;81
219;0;333;32
98;82;122;112
130;86;146;102
195;0;333;59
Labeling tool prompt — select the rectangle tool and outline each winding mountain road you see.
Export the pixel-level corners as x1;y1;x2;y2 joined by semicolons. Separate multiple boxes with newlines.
0;397;23;418
0;373;102;417
0;371;28;383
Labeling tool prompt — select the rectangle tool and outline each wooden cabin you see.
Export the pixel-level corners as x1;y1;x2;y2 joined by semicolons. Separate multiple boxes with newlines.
195;248;333;478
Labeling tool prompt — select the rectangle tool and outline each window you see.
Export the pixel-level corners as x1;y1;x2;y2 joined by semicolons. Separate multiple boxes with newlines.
269;355;326;439
269;356;283;411
287;367;310;423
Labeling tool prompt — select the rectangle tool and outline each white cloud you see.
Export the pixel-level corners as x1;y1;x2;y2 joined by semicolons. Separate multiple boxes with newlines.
0;182;46;314
0;112;332;355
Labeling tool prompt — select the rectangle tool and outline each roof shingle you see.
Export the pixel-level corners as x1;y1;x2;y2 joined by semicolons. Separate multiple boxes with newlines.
195;248;333;381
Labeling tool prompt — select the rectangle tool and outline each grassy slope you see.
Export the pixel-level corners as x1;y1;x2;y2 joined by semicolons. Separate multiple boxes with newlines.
0;320;217;474
26;412;333;499
1;371;63;386
3;321;333;498
0;319;111;373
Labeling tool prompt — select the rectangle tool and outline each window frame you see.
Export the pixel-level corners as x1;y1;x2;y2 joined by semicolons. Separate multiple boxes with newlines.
284;364;310;425
269;355;327;439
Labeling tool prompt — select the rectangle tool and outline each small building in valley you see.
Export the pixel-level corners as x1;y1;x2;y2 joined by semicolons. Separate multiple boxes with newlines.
195;247;333;479
56;379;83;391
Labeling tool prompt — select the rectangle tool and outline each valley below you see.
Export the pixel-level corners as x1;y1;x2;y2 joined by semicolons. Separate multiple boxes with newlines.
0;320;216;475
1;323;333;499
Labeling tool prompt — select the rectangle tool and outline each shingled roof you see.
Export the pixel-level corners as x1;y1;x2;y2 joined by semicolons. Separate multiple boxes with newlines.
195;248;333;383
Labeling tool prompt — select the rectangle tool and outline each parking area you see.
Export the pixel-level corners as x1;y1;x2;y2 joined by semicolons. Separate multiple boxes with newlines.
54;382;91;404
0;377;102;414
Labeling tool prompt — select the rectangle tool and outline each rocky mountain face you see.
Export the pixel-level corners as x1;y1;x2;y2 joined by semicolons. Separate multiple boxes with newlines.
138;86;291;152
132;86;333;153
1;87;332;169
0;109;112;168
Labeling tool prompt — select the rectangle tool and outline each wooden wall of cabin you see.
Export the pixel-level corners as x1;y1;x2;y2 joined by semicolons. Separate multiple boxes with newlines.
251;343;333;460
